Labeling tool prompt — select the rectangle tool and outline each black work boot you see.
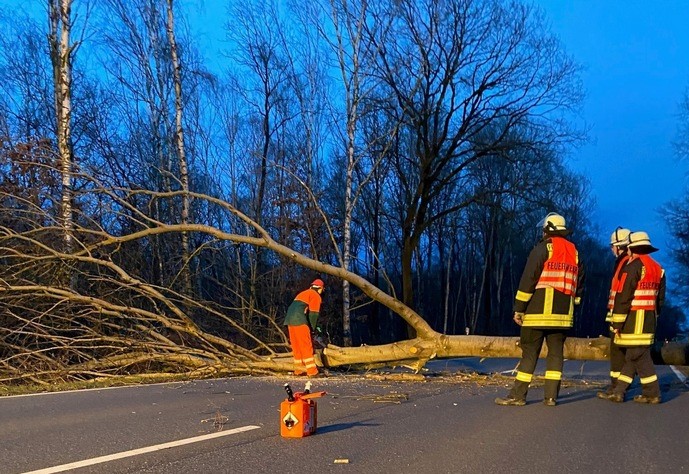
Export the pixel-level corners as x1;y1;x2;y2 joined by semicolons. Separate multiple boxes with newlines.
494;396;526;406
599;392;624;403
597;377;617;398
633;394;661;404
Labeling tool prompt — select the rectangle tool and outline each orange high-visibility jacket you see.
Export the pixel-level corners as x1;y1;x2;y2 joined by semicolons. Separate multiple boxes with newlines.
631;255;663;311
611;254;665;347
606;254;629;322
514;235;583;328
535;237;579;296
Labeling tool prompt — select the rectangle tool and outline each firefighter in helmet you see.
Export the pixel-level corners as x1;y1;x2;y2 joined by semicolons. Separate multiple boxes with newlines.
599;231;665;404
284;279;326;377
597;227;631;399
495;212;584;406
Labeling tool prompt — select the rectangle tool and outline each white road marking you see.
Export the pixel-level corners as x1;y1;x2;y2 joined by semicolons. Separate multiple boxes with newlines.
670;365;688;385
22;425;261;474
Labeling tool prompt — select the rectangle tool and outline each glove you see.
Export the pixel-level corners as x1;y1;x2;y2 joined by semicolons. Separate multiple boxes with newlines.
312;333;326;349
513;312;524;326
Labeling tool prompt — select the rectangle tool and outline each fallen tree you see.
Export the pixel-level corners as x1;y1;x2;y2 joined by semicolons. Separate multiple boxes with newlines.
319;335;689;368
1;182;687;387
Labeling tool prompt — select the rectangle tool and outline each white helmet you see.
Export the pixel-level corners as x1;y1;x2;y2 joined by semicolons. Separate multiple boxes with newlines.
626;231;659;253
610;227;631;247
538;212;567;231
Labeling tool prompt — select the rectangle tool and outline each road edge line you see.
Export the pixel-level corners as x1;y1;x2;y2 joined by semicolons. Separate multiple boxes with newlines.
669;365;688;385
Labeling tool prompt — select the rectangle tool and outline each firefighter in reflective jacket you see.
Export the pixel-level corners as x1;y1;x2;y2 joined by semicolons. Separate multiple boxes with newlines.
597;227;631;399
284;279;325;377
495;212;584;407
600;231;665;404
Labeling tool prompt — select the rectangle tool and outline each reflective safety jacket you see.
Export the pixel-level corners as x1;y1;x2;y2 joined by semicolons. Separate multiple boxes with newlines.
514;235;584;328
284;288;322;328
612;255;665;347
606;254;629;323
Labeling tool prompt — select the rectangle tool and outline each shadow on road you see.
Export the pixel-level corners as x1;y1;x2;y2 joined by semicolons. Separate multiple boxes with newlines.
318;419;381;434
552;389;598;405
659;383;689;403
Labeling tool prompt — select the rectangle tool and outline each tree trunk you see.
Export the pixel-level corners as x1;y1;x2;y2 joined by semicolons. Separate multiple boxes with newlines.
165;0;192;297
341;116;355;347
48;0;74;253
320;336;689;368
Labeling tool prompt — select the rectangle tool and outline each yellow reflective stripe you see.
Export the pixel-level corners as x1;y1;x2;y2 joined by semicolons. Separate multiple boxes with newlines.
640;374;658;384
639;374;658;384
516;290;532;302
634;310;645;334
545;371;562;380
614;334;654;346
574;297;581;305
616;334;654;341
611;313;627;323
618;374;633;384
634;290;657;296
522;313;574;327
522;321;572;328
610;371;621;379
516;371;533;383
544;287;553;315
605;312;613;323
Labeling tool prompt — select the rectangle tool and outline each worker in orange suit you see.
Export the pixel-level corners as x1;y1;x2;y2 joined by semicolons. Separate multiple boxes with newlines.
284;279;325;377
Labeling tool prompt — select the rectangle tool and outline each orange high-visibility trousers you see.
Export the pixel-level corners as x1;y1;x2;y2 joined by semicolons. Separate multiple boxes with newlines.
288;324;318;376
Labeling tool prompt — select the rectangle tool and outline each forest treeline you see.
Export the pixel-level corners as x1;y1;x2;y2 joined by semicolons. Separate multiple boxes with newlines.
0;0;686;384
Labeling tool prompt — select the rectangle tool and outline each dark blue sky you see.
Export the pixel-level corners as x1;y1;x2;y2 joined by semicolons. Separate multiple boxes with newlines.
535;0;689;261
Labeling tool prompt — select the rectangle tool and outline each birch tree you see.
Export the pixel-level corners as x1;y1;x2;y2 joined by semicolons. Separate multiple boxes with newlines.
165;0;192;296
48;0;76;251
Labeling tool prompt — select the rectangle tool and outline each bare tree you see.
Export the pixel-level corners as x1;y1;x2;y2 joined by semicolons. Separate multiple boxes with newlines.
0;158;686;386
0;11;55;141
97;0;196;293
365;0;583;333
3;0;686;389
165;0;192;296
48;0;77;251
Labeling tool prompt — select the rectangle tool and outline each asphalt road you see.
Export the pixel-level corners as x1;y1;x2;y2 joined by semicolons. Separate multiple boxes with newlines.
1;358;688;474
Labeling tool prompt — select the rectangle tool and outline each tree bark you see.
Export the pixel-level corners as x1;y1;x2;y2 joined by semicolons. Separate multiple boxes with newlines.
320;336;689;368
48;0;74;253
165;0;192;297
